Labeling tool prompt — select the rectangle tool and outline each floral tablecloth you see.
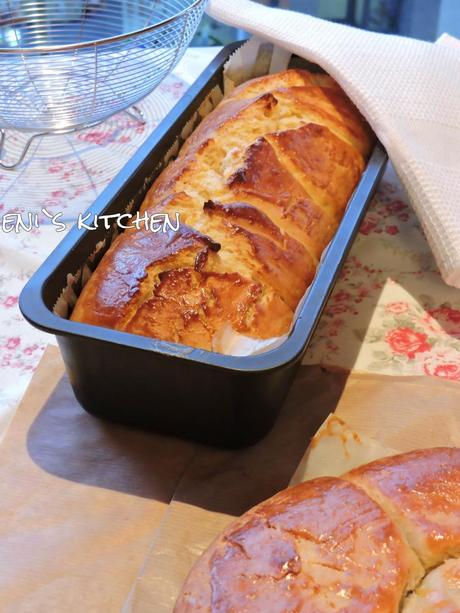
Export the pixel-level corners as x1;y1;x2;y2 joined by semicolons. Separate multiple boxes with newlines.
0;47;459;440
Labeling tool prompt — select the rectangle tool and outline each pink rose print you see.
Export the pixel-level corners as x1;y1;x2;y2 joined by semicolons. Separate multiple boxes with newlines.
424;306;460;339
325;340;339;352
41;198;61;208
424;354;460;381
326;317;345;337
385;328;431;359
385;225;399;235
385;301;409;315
332;290;350;303
23;344;39;356
78;130;115;146
386;199;407;213
327;303;348;315
429;306;460;324
5;337;20;350
326;290;351;315
359;218;377;236
2;296;18;308
48;161;64;173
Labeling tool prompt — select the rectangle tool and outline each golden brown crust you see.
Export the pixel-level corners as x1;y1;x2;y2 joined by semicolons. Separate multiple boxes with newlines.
267;123;365;218
345;447;460;569
125;269;293;350
228;69;373;156
175;476;422;612
227;68;316;100
175;448;460;611
228;135;338;261
70;224;221;330
72;69;373;349
201;199;316;310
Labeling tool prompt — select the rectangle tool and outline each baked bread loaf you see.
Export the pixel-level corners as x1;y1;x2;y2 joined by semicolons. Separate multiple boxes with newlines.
71;69;373;351
175;448;460;612
403;558;460;611
346;447;460;569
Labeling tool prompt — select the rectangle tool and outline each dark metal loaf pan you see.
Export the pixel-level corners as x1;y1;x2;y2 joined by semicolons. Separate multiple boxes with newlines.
20;43;387;448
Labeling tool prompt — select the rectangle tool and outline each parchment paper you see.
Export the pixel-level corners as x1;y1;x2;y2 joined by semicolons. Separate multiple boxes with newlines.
0;346;197;613
3;348;460;612
128;369;460;613
0;348;345;612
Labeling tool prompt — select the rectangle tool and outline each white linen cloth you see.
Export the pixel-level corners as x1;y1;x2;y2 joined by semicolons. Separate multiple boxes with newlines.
207;0;460;288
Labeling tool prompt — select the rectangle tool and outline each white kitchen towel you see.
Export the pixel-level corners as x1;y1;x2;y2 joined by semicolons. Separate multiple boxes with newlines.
207;0;460;288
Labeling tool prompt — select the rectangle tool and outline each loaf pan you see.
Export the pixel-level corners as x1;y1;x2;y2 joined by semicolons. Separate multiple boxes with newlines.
20;43;388;448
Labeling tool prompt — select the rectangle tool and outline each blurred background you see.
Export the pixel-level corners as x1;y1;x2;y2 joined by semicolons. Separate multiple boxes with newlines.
192;0;460;45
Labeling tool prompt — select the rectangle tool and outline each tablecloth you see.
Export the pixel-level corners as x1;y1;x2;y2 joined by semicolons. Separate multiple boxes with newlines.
1;46;459;441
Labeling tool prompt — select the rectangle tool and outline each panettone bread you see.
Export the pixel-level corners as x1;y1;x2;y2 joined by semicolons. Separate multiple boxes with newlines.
175;448;460;612
71;69;373;350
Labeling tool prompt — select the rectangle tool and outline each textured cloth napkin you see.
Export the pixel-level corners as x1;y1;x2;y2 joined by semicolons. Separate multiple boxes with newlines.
207;0;460;288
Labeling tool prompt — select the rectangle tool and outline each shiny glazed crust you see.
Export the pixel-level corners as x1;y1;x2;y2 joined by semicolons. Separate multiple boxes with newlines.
175;448;460;612
345;447;460;569
403;558;460;612
71;69;373;350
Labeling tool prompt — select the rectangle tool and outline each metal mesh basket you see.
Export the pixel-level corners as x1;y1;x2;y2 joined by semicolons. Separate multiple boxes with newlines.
0;0;208;166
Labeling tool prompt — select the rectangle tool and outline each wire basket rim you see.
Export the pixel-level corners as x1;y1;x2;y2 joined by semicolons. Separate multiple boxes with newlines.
0;0;207;54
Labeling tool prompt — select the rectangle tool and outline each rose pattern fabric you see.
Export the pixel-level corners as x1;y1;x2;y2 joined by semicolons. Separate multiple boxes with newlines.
302;165;460;378
0;67;190;438
385;328;431;360
0;49;460;440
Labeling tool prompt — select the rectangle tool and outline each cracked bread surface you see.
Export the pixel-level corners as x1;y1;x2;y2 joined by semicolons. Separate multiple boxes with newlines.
174;476;423;612
71;69;373;351
345;447;460;570
174;448;460;612
403;558;460;612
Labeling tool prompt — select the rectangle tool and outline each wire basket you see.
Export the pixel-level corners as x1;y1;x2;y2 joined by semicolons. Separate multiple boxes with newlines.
0;0;208;168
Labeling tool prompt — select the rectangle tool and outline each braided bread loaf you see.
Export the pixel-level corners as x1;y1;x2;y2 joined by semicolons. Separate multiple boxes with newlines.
175;448;460;612
71;69;373;350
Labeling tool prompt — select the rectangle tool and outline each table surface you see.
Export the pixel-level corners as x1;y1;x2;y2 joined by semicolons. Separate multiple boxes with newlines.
1;46;459;440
